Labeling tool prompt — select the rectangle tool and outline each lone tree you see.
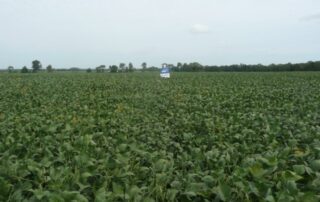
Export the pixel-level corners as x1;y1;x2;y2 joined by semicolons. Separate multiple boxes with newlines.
142;62;147;72
86;68;92;73
119;63;126;72
8;66;14;73
46;65;53;73
96;65;106;73
21;66;28;73
32;60;42;72
128;62;134;72
109;65;118;73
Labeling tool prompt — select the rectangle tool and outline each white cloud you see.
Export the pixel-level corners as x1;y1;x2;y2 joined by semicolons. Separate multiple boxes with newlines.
190;24;210;34
301;13;320;21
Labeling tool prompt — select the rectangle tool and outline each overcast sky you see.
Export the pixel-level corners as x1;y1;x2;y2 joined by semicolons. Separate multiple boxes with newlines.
0;0;320;69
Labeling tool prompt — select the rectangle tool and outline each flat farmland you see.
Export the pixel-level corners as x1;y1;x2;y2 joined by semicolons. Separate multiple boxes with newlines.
0;72;320;201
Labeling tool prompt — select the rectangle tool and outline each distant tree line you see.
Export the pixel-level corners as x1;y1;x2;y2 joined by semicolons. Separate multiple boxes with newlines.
6;60;54;73
103;61;320;72
93;62;153;73
170;61;320;72
5;60;320;73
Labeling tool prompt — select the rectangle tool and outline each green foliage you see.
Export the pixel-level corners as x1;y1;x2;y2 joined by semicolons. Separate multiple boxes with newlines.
7;66;14;73
32;60;42;72
109;65;118;73
21;66;29;73
129;62;134;72
170;61;320;72
0;72;320;201
96;65;106;73
142;62;147;71
46;65;53;73
119;63;126;72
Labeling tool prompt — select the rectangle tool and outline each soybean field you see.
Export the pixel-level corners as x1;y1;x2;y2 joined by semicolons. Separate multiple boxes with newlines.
0;72;320;201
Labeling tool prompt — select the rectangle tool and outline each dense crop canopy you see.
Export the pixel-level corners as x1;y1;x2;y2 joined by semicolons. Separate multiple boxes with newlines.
0;72;320;201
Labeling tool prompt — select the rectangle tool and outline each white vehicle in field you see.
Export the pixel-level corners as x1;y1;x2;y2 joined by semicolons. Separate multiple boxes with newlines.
160;63;170;78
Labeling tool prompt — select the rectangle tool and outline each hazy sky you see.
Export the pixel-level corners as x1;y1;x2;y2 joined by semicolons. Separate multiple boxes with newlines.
0;0;320;69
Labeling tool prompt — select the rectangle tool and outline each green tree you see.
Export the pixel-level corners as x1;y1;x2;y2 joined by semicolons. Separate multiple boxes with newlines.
21;66;28;73
8;66;14;73
96;65;106;73
109;65;118;73
86;68;92;73
46;65;53;73
128;62;134;72
176;62;182;71
181;63;190;71
119;63;126;72
167;64;174;68
189;62;203;71
32;60;42;72
142;62;147;72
